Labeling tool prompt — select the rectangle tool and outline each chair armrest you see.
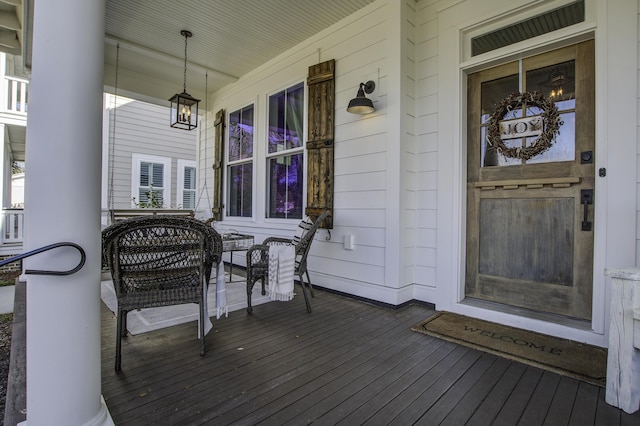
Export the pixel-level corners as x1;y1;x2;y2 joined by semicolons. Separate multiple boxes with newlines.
263;237;292;245
247;244;269;268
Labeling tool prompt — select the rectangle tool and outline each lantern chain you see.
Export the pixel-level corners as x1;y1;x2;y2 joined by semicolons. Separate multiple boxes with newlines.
108;43;120;212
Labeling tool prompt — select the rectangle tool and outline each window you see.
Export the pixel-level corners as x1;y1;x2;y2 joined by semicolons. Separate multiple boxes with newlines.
480;59;576;167
267;82;305;219
131;154;171;208
227;105;254;217
177;159;196;209
471;1;585;56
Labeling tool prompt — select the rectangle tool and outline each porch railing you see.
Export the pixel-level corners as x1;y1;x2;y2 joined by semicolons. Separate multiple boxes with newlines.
2;208;24;244
4;76;28;114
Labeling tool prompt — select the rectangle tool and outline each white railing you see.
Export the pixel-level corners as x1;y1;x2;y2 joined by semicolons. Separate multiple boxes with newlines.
5;76;28;114
2;208;24;243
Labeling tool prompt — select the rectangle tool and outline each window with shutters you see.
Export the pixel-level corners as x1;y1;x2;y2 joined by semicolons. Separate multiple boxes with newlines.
267;82;305;219
131;153;171;208
227;105;254;217
177;159;196;209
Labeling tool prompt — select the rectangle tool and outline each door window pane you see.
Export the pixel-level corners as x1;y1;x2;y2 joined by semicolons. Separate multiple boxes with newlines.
480;60;576;167
481;75;519;167
525;60;576;164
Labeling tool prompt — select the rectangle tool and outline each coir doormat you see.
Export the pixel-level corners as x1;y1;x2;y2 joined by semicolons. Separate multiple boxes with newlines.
412;312;607;387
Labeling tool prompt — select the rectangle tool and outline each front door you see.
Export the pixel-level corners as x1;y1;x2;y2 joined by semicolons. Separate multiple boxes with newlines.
465;40;595;320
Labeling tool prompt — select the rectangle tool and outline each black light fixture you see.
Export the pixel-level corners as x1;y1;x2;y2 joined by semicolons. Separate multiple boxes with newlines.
169;30;200;130
347;80;376;114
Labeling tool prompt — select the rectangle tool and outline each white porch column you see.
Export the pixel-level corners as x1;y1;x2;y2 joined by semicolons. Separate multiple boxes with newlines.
0;123;6;209
23;0;111;425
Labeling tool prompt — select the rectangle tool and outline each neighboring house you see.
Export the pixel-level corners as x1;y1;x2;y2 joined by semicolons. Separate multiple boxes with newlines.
11;170;24;208
0;52;27;258
101;93;199;227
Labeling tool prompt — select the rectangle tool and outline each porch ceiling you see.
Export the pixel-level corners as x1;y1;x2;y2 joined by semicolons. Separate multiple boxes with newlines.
8;124;24;161
103;0;376;105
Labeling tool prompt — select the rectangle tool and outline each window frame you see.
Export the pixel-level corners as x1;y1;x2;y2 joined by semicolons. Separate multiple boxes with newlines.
177;159;196;210
265;81;307;221
226;103;256;219
131;153;171;208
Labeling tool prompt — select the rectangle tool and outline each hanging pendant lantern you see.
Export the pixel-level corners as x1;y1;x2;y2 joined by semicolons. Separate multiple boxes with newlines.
169;30;200;130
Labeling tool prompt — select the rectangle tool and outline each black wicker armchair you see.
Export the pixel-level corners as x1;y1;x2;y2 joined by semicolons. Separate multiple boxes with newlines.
246;210;329;314
102;215;222;371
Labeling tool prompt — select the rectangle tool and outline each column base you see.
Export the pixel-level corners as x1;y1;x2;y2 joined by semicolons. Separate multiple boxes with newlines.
18;395;114;426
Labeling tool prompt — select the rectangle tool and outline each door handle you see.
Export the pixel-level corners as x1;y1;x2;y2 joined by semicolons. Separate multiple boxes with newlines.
581;189;593;231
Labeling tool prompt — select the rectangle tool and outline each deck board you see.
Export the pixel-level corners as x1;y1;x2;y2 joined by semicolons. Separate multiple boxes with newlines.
543;376;579;425
101;286;640;425
464;361;528;425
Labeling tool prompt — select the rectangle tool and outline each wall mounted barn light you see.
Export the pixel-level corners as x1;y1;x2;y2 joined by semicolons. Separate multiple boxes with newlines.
346;80;376;114
169;30;200;130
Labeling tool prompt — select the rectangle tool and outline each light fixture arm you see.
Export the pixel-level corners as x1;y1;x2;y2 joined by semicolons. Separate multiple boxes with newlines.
361;80;375;95
181;30;192;94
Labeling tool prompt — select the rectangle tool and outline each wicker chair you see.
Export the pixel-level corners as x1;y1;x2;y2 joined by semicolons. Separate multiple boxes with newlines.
246;210;329;314
102;215;222;371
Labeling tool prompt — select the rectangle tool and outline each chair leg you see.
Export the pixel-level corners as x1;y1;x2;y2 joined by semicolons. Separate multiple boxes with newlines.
247;278;254;314
115;310;125;371
121;311;128;337
305;270;315;297
298;273;312;313
199;300;206;356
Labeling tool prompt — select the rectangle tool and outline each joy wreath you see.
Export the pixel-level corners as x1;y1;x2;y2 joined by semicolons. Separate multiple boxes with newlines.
486;91;563;161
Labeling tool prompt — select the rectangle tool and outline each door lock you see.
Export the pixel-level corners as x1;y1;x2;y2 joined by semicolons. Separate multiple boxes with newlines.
581;189;593;231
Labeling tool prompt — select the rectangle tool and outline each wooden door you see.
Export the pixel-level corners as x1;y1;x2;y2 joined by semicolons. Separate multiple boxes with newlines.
465;40;595;320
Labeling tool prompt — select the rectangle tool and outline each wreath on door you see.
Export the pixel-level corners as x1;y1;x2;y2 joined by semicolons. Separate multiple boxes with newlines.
486;91;563;161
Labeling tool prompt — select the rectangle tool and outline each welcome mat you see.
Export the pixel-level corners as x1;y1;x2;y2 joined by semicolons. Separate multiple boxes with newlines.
412;312;607;387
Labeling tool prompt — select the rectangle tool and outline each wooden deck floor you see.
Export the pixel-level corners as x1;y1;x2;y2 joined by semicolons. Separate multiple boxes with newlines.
101;286;640;425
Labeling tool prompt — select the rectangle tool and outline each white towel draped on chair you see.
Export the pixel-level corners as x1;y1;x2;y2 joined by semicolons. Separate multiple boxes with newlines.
215;261;228;319
268;244;296;301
